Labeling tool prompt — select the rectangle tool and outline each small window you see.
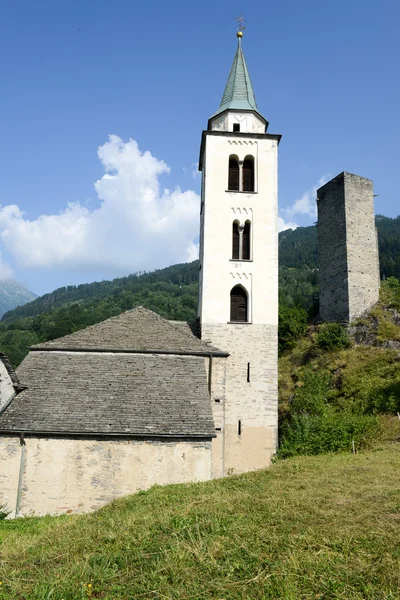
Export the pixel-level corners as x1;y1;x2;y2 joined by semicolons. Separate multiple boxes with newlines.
228;156;239;191
230;285;248;322
242;221;251;260
242;155;255;192
233;123;240;132
232;221;240;260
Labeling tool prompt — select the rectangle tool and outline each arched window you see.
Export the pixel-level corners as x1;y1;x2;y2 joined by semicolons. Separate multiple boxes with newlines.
242;156;255;192
232;221;240;259
230;285;248;322
228;156;239;191
242;221;251;260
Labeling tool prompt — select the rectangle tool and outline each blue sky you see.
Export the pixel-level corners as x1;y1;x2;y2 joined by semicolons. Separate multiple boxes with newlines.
0;0;399;295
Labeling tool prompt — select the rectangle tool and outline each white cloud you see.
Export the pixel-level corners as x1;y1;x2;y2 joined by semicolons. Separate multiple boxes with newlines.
278;216;298;232
0;135;200;275
284;175;330;220
0;252;13;280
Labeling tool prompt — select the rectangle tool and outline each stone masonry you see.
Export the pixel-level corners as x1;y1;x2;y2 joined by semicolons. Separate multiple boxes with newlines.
317;172;380;322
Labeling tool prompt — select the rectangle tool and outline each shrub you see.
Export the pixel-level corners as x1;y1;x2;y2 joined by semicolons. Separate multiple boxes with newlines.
315;322;350;350
278;408;378;458
0;503;11;520
278;305;308;354
338;351;400;414
290;368;330;417
380;276;400;310
279;365;379;458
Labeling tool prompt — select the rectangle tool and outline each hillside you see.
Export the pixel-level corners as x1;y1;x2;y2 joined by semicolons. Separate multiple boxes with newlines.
278;214;400;277
1;249;400;599
2;261;199;322
3;214;399;324
0;280;36;318
0;214;399;368
0;444;399;599
278;278;400;457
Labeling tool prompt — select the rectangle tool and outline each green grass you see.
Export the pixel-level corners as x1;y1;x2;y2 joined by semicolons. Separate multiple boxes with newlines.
279;340;400;415
1;445;400;599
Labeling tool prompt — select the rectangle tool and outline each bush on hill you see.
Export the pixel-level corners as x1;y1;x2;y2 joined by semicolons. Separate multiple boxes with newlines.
315;322;351;350
278;305;308;355
278;278;400;458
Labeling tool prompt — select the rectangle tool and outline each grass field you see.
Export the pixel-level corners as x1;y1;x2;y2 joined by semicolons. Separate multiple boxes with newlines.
0;443;399;599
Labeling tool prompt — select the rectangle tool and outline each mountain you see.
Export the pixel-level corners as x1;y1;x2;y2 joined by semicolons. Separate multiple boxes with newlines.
0;280;37;318
1;261;199;323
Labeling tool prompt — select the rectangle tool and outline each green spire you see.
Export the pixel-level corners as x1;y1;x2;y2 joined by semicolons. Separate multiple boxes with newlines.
212;36;258;118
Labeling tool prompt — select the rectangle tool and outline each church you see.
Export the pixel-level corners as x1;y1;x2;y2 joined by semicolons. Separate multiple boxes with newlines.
0;31;280;517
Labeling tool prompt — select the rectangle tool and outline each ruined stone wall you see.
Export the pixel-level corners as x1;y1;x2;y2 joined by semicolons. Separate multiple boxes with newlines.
317;172;380;322
0;437;211;517
344;174;380;321
317;174;349;321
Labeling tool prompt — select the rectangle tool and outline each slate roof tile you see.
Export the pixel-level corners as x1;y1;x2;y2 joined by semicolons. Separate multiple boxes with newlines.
0;352;215;437
34;307;221;353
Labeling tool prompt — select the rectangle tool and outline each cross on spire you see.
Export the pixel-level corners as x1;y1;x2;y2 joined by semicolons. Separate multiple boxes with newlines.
235;14;247;34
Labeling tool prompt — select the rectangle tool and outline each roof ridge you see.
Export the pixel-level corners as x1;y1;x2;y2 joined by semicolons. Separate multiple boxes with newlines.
31;307;222;354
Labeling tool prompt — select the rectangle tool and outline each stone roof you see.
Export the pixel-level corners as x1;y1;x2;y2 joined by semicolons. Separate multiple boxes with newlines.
0;351;215;438
211;37;262;119
34;307;222;354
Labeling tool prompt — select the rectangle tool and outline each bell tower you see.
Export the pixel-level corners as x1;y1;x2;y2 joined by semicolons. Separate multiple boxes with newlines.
198;30;281;474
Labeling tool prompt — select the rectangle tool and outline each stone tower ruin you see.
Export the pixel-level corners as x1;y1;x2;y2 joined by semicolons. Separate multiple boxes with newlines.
317;171;380;323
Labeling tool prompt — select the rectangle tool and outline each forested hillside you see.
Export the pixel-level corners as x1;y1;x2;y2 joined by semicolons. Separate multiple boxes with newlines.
278;215;400;278
0;214;399;367
2;261;199;322
376;214;400;278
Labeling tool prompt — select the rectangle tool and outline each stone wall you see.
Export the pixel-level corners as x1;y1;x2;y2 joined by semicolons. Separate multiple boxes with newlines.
317;174;349;321
0;437;211;517
317;172;380;322
344;174;380;321
204;323;278;476
198;128;279;475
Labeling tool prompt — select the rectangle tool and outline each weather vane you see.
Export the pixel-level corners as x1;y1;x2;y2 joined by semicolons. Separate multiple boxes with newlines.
235;14;247;35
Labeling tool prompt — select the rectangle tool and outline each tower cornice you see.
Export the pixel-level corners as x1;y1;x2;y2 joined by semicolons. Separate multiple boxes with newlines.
198;130;282;172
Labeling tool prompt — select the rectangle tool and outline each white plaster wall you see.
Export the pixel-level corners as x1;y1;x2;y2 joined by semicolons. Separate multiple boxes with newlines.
0;437;20;516
0;437;212;517
210;112;265;134
0;361;15;412
199;133;278;326
199;128;279;474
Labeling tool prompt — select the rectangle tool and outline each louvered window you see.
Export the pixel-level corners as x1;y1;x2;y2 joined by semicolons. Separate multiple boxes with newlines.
242;221;251;260
228;157;239;191
242;156;254;192
232;222;240;259
230;286;248;322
